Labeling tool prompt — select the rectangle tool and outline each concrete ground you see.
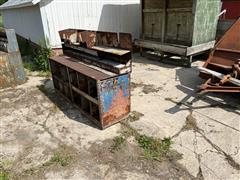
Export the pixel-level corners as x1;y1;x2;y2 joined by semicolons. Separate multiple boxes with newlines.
0;53;240;180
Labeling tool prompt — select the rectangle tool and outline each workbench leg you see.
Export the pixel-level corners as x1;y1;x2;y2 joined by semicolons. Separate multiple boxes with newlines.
140;47;143;57
160;51;164;62
182;56;193;68
186;56;193;68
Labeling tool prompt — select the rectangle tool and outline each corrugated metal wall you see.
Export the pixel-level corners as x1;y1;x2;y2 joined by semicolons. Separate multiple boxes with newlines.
2;5;45;44
40;0;140;48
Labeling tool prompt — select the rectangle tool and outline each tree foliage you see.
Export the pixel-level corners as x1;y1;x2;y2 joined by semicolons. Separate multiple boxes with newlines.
0;0;7;5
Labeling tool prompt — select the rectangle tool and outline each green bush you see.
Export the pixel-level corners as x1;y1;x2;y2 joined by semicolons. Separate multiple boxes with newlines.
33;46;52;72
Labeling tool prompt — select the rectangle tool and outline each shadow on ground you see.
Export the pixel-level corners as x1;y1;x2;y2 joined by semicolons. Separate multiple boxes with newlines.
38;79;100;130
133;53;240;117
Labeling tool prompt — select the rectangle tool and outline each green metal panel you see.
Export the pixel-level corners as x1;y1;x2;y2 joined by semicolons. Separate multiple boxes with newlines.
192;0;222;45
142;0;221;46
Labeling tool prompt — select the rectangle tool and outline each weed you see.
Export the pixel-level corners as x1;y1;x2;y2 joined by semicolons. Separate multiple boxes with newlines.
33;39;52;72
136;135;172;160
38;71;51;78
20;38;52;76
33;47;51;72
121;120;139;138
23;61;36;71
111;136;126;152
0;171;9;180
49;153;72;167
23;168;35;176
121;120;173;161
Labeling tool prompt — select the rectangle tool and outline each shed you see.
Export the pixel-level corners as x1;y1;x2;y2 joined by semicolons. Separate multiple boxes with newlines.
0;0;140;49
135;0;222;67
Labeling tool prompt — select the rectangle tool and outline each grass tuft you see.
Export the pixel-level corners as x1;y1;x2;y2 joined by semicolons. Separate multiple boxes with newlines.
111;136;126;152
136;135;172;160
0;171;9;180
120;119;174;161
49;153;72;167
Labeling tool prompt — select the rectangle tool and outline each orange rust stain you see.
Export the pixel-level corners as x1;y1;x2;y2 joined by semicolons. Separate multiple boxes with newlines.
0;59;6;67
0;77;6;86
103;89;130;126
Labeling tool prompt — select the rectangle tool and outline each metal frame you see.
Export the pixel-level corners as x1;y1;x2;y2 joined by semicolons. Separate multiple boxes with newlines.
49;29;132;129
199;19;240;94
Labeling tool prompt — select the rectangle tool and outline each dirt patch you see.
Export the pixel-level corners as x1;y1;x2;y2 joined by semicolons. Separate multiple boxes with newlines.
131;82;162;94
88;136;194;179
185;113;199;131
12;145;80;180
125;111;144;122
172;112;203;138
4;136;195;180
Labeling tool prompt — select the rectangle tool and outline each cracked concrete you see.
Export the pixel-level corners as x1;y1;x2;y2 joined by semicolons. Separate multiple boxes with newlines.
1;53;240;179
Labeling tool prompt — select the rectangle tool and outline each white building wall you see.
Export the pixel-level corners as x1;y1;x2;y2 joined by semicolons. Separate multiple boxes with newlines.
40;0;140;48
2;5;45;44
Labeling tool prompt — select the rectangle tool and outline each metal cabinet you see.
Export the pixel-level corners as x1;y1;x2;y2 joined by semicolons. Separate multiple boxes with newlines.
136;0;222;66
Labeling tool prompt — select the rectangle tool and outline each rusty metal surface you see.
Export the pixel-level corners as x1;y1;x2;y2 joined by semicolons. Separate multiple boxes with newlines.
0;28;25;89
59;29;132;50
98;74;130;127
119;33;133;50
59;29;132;74
50;29;132;129
199;77;240;94
199;19;240;93
50;55;111;80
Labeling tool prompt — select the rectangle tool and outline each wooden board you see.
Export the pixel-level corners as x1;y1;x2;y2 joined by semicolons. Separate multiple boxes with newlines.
143;0;165;9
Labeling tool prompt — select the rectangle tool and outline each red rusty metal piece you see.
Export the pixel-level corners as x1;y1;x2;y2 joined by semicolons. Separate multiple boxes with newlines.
59;29;132;73
96;31;119;47
78;30;96;48
199;19;240;93
119;33;133;50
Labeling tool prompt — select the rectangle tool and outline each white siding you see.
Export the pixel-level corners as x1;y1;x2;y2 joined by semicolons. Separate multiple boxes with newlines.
2;5;45;44
40;0;140;48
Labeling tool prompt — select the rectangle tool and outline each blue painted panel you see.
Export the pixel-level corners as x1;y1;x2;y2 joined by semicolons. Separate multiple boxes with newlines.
99;74;129;113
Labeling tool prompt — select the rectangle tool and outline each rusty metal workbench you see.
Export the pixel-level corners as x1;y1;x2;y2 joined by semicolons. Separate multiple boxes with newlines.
49;30;132;129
